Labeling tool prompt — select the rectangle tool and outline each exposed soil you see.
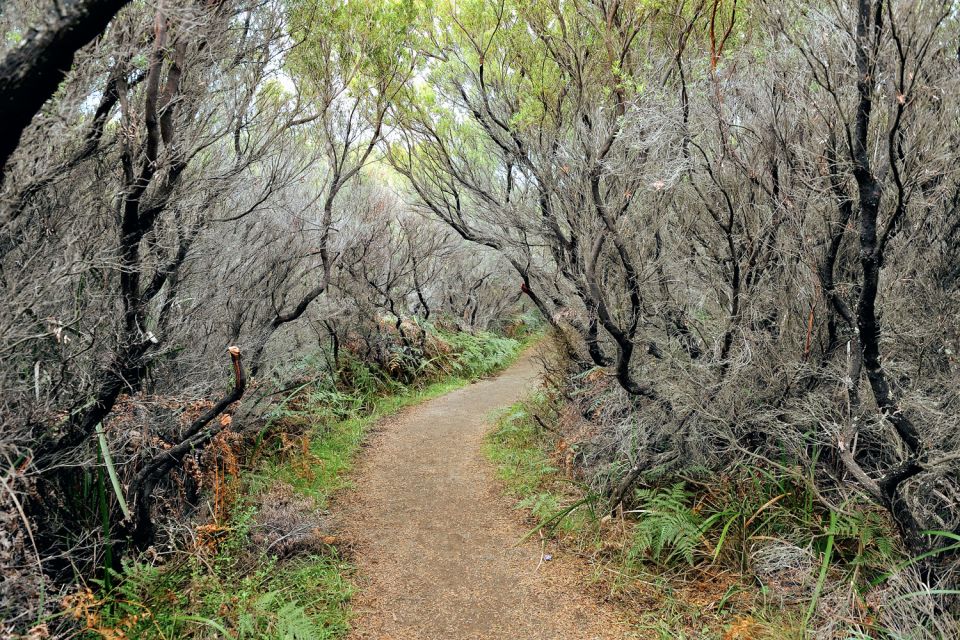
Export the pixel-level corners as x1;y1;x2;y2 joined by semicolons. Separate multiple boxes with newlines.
337;348;633;639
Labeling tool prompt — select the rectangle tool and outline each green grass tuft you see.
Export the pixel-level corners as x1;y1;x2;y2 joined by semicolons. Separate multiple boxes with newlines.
484;398;557;497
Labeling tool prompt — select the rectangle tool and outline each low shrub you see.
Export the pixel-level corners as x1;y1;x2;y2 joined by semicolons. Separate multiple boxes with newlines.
484;388;915;639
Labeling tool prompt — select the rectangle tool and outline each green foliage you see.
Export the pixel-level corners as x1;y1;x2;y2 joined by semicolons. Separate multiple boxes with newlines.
484;398;906;638
435;329;521;379
90;508;353;639
286;0;421;100
833;509;900;578
485;394;600;542
516;492;563;523
484;396;556;497
691;469;904;582
627;483;704;566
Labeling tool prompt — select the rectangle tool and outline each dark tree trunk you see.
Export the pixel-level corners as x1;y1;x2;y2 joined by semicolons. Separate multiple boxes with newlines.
846;0;927;553
0;0;132;180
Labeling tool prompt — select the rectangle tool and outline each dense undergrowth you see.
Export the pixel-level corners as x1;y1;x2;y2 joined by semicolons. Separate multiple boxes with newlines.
485;388;931;639
61;323;535;639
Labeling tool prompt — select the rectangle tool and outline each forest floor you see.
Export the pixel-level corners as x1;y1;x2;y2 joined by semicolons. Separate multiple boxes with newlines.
334;346;632;639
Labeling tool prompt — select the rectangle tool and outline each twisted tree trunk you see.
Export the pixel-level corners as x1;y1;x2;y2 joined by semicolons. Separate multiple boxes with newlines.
0;0;131;180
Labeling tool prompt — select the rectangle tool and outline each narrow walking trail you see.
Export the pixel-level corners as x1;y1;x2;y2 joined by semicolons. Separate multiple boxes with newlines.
337;348;630;640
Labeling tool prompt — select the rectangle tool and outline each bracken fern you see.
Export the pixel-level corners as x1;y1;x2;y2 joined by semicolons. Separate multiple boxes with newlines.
626;483;703;566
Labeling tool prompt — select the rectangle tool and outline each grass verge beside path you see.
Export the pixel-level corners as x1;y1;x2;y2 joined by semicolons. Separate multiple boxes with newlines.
484;393;818;640
82;330;537;640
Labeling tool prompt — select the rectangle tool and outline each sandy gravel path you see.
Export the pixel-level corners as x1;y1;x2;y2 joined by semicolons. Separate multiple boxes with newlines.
338;348;630;640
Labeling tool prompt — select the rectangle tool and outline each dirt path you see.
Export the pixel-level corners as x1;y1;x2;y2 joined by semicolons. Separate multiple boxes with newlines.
337;348;631;640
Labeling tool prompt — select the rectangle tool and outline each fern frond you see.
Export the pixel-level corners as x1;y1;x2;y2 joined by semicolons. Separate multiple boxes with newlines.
626;483;704;566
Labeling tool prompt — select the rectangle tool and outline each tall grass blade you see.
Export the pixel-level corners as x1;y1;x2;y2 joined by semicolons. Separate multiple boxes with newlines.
805;509;837;625
96;422;131;520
